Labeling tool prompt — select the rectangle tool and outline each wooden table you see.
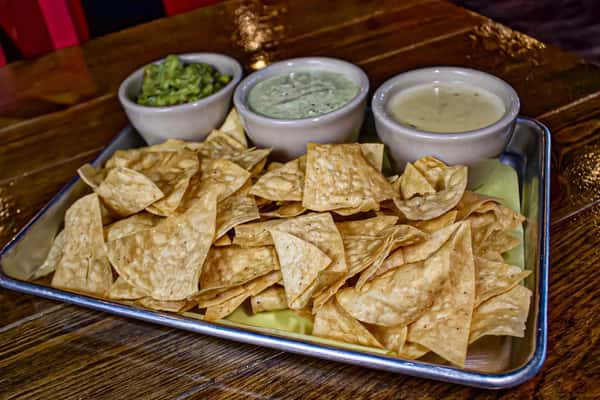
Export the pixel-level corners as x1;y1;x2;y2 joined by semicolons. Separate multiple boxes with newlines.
1;1;599;398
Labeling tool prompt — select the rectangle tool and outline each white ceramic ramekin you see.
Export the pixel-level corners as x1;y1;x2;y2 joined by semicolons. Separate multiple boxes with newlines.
234;57;369;160
372;67;520;169
118;53;242;145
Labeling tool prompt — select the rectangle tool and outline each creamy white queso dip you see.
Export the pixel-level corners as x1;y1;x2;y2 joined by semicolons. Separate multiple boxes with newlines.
387;82;506;133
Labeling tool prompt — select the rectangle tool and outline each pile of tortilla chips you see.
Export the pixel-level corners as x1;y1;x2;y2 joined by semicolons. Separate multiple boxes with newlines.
33;108;532;368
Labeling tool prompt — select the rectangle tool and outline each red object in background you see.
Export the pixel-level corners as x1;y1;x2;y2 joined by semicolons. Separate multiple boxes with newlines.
0;44;6;66
163;0;222;16
0;0;87;61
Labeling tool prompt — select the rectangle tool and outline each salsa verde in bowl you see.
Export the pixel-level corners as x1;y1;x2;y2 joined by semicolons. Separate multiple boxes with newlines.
234;57;369;160
118;53;242;145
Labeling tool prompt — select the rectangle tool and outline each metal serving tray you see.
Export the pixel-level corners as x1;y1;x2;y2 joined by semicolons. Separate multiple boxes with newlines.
0;116;550;389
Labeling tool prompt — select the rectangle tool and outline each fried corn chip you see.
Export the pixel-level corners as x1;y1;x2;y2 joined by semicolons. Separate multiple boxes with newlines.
413;156;447;188
469;285;531;344
251;285;288;313
200;129;246;159
411;210;457;233
336;215;399;237
374;249;406;279
233;219;284;247
407;222;475;367
369;324;408;354
269;230;332;309
32;230;65;280
313;299;383;349
402;222;460;264
272;213;347;291
105;149;199;216
250;156;305;201
360;143;385;172
96;167;164;217
194;285;246;308
267;161;284;172
215;195;260;239
455;191;500;220
397;341;430;360
107;189;217;300
200;246;279;290
104;212;162;242
108;277;146;300
398;162;435;199
219;107;247;147
303;143;396;212
214;235;232;246
51;194;113;296
475;257;531;307
77;164;105;189
197;158;251;201
250;157;268;177
337;236;452;327
229;148;272;171
261;202;306;218
394;164;467;221
204;271;282;321
476;231;521;261
138;297;193;313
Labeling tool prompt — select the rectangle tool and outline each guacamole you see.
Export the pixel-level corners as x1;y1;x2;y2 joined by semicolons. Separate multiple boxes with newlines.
137;55;232;107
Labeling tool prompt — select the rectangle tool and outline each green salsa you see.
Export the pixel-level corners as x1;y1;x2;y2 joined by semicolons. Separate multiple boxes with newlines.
247;71;359;119
137;55;232;107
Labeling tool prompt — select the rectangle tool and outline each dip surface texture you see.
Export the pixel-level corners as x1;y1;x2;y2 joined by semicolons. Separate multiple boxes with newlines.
387;83;505;133
247;71;359;119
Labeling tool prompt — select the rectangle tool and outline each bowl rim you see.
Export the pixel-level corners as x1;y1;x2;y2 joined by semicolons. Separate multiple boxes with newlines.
371;66;520;141
233;57;369;126
118;52;243;113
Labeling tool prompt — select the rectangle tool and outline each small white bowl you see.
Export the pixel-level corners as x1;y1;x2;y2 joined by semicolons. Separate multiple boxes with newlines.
118;53;242;145
372;67;520;169
234;57;369;160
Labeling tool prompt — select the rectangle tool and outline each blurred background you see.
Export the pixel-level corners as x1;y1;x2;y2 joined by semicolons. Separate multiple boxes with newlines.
0;0;599;66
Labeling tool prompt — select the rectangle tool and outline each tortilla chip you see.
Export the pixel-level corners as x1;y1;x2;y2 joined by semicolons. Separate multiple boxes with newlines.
475;257;531;307
251;285;288;313
51;194;113;296
204;271;282;321
303;143;396;212
413;156;447;189
394;165;467;221
476;231;521;260
469;285;531;344
105;149;199;217
337;236;452;327
272;213;347;291
267;161;284;172
199;129;246;159
261;202;306;218
250;156;305;201
269;230;332;309
96;167;164;217
313;299;383;349
194;285;246;308
398;162;436;199
397;341;430;360
108;277;146;300
197;158;251;202
77;164;105;189
218;107;247;147
455;191;500;221
402;222;461;264
250;158;268;177
369;324;407;354
104;213;162;242
200;246;279;290
411;210;457;233
336;215;399;237
215;195;260;239
137;297;193;313
229;148;272;171
407;222;475;367
32;230;66;280
359;143;385;171
375;248;405;278
107;189;217;300
233;219;284;247
145;138;190;152
214;235;232;246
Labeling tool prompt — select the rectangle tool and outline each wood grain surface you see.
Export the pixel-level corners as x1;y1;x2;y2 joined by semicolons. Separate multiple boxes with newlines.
1;1;599;399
